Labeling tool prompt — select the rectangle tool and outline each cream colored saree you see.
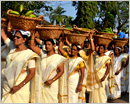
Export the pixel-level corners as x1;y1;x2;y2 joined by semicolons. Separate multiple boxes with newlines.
109;54;125;99
40;53;66;103
1;49;40;103
89;55;115;103
59;57;87;103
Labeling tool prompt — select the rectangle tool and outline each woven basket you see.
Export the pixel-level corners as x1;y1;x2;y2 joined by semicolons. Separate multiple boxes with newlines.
36;26;64;39
112;38;128;47
64;28;74;34
1;18;6;27
7;10;43;31
73;27;90;36
96;32;115;38
40;25;59;27
65;32;88;44
94;35;113;46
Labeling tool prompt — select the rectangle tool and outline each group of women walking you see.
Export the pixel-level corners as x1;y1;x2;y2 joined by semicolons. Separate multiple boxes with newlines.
1;22;129;103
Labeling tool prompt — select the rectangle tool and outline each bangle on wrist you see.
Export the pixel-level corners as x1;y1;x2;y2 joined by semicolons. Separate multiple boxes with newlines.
90;39;93;40
52;78;55;81
8;27;11;30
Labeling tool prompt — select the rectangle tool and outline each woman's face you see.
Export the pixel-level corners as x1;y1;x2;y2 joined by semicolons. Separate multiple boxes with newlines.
114;48;119;55
71;45;79;56
98;46;105;54
45;41;55;52
13;32;26;46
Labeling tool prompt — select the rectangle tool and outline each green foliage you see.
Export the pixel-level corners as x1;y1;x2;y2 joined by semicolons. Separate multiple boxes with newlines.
72;1;98;29
116;1;129;33
49;5;67;25
103;27;114;33
65;16;73;27
95;1;117;30
1;1;53;18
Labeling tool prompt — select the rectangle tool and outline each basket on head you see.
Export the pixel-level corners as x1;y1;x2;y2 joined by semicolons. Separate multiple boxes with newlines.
94;35;113;46
65;32;88;44
96;32;115;38
36;26;64;39
73;27;90;36
112;38;128;47
1;18;6;27
41;25;59;27
64;28;74;34
7;10;43;31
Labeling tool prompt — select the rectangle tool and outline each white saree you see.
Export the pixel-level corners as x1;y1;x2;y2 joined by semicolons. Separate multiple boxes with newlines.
1;45;10;70
1;49;40;103
59;57;87;103
125;61;129;93
121;53;129;92
104;51;114;97
40;52;66;103
89;55;115;103
109;54;125;99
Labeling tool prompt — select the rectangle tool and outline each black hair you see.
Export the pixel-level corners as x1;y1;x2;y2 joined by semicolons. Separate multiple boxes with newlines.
98;44;106;50
27;37;39;46
45;39;55;45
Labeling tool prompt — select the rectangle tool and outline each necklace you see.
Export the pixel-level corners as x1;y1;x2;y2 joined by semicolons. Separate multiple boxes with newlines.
10;49;23;62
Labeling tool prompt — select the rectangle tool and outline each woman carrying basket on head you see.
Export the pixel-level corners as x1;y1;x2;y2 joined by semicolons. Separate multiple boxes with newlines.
89;44;115;103
1;27;40;103
30;32;66;103
58;35;88;103
108;47;125;99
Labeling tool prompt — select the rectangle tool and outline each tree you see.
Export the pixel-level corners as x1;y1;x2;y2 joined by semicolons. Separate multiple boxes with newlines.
96;1;117;31
49;5;67;25
1;1;53;18
65;16;73;27
72;1;98;29
116;1;129;33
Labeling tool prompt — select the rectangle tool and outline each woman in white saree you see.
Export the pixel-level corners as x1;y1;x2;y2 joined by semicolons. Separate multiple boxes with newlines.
108;47;125;99
120;46;129;93
124;56;129;93
30;33;66;103
58;39;87;103
1;28;40;103
89;45;115;103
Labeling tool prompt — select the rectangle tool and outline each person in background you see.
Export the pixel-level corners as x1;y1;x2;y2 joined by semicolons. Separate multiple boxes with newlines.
104;45;114;97
124;56;129;93
120;46;129;94
108;47;125;99
89;44;114;103
118;30;125;38
125;31;129;38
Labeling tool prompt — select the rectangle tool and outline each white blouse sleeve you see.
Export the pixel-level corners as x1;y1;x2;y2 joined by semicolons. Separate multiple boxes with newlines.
28;58;36;69
4;38;15;50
